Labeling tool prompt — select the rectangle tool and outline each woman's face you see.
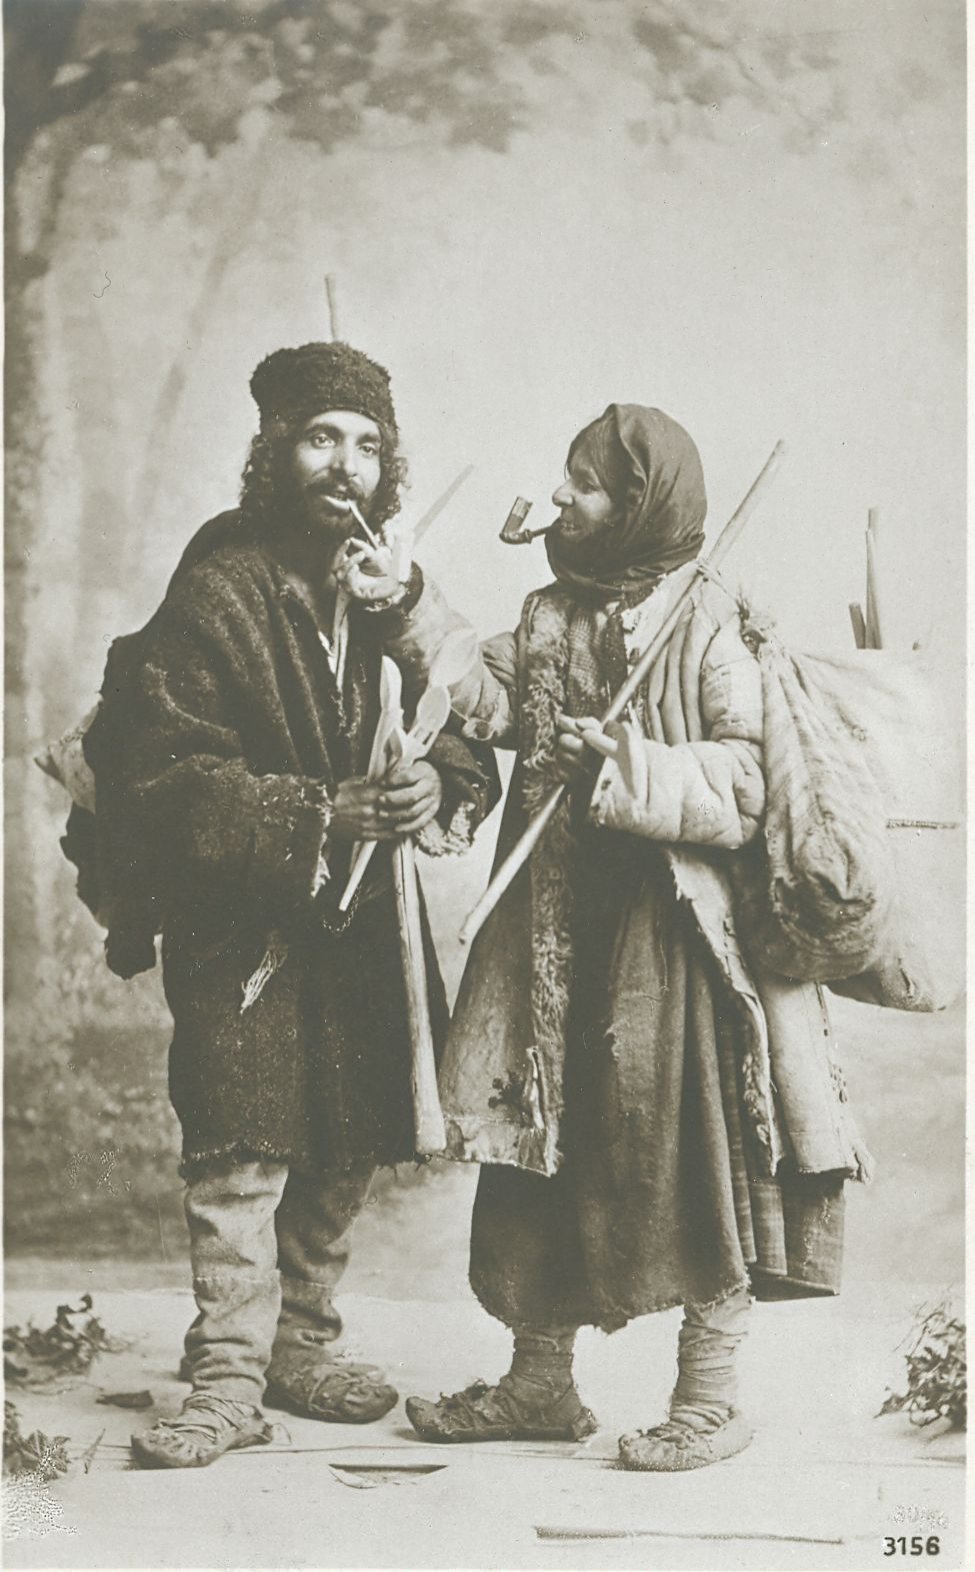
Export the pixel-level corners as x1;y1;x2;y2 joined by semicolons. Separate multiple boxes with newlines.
551;453;619;546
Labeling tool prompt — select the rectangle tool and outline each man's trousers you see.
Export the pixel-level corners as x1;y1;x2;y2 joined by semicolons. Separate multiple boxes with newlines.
181;1158;376;1406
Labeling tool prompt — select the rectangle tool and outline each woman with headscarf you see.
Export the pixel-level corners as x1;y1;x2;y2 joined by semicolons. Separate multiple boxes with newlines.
338;404;867;1470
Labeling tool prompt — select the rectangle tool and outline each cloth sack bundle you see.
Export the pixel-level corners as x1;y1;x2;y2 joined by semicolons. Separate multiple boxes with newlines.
736;619;895;982
737;620;962;1011
816;650;963;1013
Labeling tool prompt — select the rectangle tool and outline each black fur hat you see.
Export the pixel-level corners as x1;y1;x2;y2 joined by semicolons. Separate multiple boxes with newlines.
250;342;397;436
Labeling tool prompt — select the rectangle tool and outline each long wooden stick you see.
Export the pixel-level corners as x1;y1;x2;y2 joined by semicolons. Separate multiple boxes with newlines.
458;440;787;947
325;273;340;341
393;839;446;1154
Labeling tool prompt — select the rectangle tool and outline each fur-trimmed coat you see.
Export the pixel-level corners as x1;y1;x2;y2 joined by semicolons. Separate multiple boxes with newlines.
82;512;500;1175
382;565;870;1187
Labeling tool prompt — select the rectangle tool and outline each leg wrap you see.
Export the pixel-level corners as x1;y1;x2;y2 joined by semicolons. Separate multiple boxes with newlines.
509;1323;577;1393
671;1287;751;1425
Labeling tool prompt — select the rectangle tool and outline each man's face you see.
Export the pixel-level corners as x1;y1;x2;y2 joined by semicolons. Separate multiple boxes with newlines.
290;409;383;533
550;454;619;546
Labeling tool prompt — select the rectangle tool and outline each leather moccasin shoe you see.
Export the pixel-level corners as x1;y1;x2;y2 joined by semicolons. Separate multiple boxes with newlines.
406;1376;597;1443
264;1360;398;1424
618;1407;752;1471
132;1392;272;1469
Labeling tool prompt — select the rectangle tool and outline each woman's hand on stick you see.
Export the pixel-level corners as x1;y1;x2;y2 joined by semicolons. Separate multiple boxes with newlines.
555;715;603;782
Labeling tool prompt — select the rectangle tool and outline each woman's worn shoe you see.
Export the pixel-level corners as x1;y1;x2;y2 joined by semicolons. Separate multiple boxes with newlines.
406;1375;597;1443
131;1392;272;1469
264;1357;398;1424
618;1407;752;1471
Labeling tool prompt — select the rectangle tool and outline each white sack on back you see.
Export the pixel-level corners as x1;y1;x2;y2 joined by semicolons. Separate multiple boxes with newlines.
816;651;964;1013
736;624;897;983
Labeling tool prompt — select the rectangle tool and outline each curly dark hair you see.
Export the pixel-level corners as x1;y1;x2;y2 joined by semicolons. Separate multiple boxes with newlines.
238;416;408;532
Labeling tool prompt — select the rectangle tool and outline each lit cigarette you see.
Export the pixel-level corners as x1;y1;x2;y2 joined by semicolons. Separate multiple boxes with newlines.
339;497;380;548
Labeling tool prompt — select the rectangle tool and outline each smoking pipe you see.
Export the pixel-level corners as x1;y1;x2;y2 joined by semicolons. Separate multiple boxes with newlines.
499;496;553;545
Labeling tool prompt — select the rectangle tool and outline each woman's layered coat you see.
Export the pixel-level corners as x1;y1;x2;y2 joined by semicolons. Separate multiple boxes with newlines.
383;563;871;1319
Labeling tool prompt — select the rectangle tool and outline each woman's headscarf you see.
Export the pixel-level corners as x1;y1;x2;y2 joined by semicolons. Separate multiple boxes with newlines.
546;403;707;601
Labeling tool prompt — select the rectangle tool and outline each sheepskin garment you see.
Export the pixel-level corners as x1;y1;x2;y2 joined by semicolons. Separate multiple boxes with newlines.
83;510;499;1175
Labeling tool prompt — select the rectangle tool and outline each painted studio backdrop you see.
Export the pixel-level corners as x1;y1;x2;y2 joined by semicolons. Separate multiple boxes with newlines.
5;0;964;1295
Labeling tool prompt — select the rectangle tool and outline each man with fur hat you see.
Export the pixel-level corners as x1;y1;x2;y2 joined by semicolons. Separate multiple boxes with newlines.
337;403;868;1470
83;342;498;1468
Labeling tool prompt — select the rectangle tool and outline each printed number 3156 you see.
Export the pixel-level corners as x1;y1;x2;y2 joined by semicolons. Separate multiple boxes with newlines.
884;1539;940;1557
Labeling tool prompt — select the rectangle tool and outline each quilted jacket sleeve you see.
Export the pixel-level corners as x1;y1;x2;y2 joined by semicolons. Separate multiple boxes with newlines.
588;616;765;849
379;574;520;749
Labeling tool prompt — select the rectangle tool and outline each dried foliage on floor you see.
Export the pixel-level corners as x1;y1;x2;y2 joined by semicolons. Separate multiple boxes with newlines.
3;1402;70;1483
4;1294;127;1391
880;1303;966;1430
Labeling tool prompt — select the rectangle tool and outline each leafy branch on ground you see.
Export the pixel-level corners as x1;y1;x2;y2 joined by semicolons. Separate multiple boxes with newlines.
4;1294;129;1392
879;1302;966;1430
3;1402;70;1483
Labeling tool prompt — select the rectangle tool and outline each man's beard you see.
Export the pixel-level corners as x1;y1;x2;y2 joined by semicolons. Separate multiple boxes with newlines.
289;476;370;543
239;427;393;545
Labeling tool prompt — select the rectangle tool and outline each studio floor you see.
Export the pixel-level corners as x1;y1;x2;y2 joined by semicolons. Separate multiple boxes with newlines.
3;1256;965;1572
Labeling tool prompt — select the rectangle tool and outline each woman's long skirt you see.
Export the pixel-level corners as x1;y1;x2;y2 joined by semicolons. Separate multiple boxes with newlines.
469;835;845;1331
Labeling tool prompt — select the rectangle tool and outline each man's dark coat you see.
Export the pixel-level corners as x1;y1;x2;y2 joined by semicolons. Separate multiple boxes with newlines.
79;511;499;1176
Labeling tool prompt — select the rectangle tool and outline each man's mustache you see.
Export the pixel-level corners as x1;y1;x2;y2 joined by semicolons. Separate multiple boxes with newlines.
307;478;365;502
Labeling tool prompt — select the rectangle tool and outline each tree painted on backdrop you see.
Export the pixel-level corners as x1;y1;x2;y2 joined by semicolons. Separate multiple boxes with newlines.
2;0;866;1254
4;0;856;883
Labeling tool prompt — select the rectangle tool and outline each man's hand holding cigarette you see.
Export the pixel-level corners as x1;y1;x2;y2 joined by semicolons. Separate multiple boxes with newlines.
334;510;415;605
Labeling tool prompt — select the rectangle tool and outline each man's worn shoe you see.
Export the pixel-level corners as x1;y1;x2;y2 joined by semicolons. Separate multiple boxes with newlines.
405;1376;597;1443
617;1407;752;1472
131;1392;272;1469
178;1349;385;1385
264;1359;398;1424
